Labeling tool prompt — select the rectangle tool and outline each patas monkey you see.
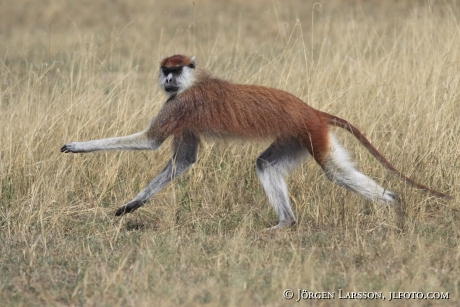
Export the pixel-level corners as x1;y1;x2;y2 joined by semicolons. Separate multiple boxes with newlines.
61;54;451;228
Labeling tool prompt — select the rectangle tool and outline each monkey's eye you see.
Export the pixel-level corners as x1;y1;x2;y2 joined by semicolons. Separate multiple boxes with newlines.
161;66;183;75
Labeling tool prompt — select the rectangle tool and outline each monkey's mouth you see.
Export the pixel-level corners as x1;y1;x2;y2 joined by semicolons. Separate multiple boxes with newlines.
164;86;179;93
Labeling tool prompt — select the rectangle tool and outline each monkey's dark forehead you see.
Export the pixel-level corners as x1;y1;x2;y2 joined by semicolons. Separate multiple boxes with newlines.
161;66;183;75
160;55;192;67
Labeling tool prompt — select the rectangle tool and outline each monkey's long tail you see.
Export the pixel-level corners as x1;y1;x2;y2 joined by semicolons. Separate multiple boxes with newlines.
322;112;452;199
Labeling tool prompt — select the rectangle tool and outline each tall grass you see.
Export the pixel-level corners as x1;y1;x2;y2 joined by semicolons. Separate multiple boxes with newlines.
1;0;459;306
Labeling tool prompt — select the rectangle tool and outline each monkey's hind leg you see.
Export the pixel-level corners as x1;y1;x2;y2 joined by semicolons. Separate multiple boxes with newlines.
115;133;199;216
256;139;309;229
321;133;399;205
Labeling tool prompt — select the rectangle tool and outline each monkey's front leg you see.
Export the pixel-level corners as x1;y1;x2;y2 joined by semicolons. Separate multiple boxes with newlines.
61;131;159;153
115;133;199;216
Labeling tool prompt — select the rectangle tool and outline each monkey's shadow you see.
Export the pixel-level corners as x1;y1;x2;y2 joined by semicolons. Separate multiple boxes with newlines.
122;215;160;232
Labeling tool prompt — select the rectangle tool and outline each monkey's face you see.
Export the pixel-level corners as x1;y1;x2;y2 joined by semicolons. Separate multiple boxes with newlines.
159;56;196;96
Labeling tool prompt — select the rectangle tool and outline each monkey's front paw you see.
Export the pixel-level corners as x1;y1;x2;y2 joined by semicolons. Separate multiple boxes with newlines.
115;201;144;216
60;143;81;153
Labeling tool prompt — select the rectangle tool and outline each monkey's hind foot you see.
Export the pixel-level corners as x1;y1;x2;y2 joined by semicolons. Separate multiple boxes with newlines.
267;219;297;230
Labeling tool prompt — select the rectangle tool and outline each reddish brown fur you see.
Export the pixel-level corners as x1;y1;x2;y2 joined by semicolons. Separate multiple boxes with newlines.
160;54;192;67
148;55;450;199
149;76;330;164
322;112;452;199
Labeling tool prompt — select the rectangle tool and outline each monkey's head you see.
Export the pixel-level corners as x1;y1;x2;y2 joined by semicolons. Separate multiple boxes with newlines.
159;55;196;96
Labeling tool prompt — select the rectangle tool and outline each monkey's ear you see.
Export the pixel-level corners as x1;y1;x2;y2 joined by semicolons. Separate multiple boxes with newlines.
188;56;196;69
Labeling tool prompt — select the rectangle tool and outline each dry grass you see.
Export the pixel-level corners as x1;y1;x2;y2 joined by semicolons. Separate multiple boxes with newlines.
1;0;459;306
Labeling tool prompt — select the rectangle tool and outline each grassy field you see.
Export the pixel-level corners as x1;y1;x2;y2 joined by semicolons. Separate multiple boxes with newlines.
1;0;459;306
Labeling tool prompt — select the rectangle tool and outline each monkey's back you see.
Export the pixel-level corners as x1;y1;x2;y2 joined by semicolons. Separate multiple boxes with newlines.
151;77;330;159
